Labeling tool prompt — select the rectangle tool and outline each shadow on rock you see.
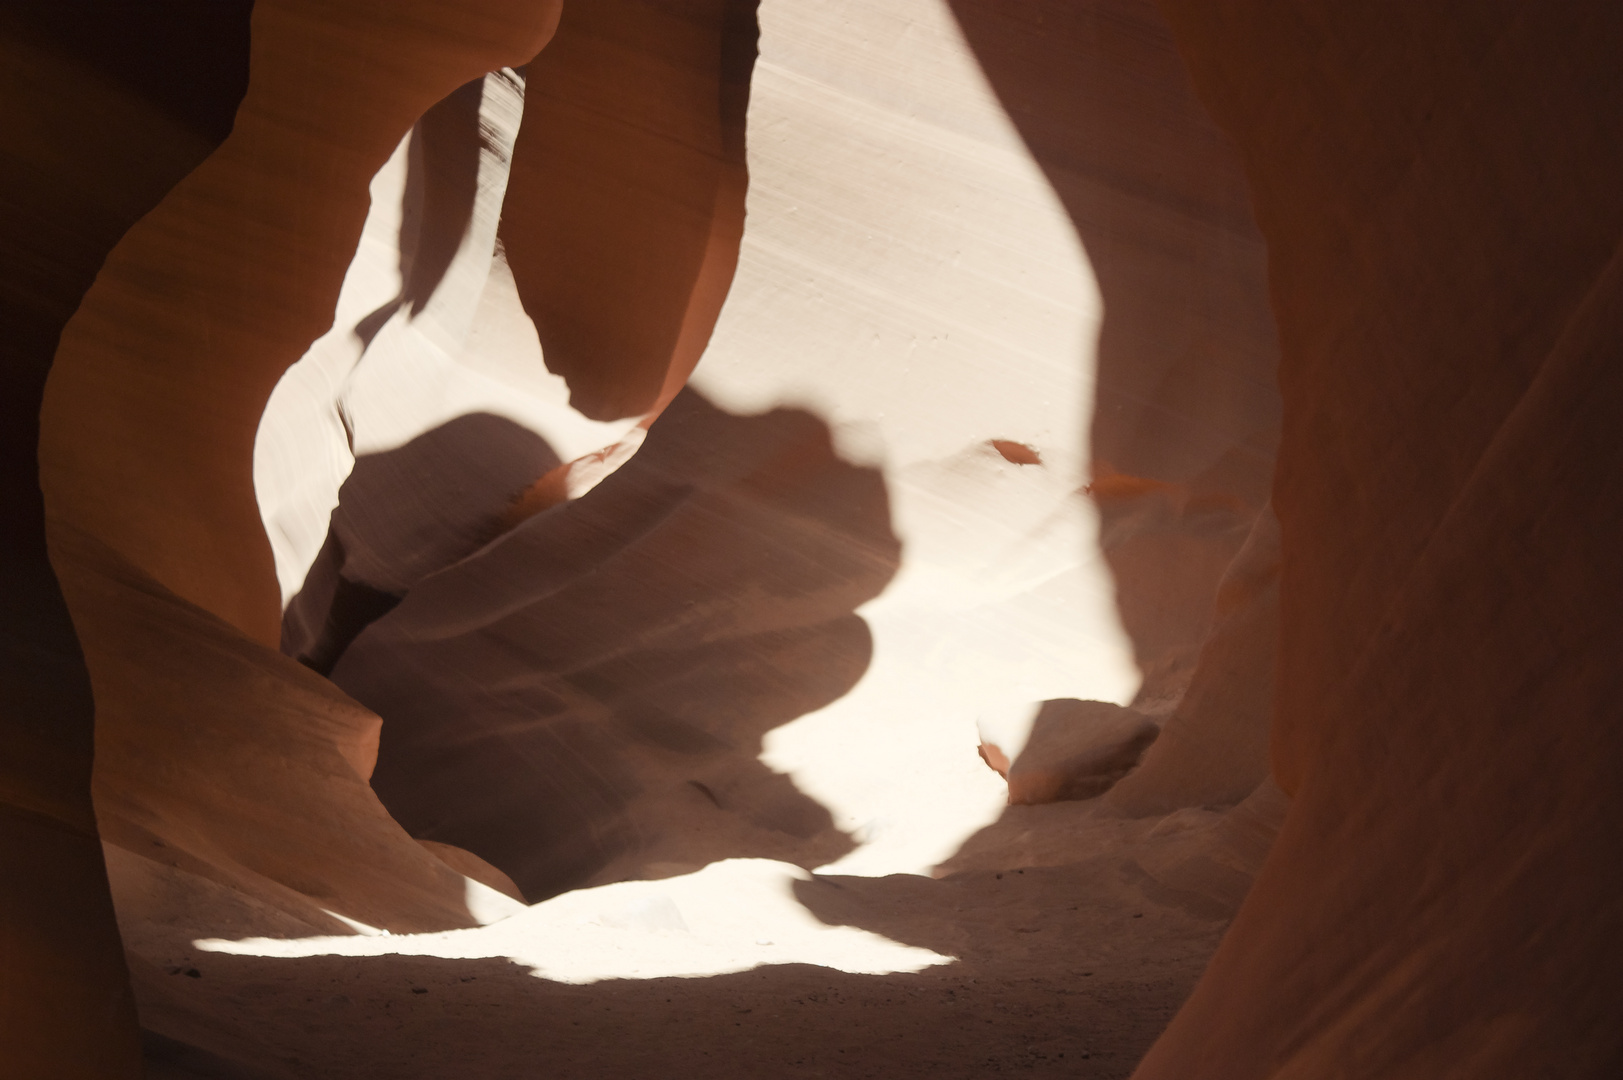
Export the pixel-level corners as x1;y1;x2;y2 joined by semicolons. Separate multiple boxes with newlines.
282;411;563;674
1001;700;1160;806
307;389;898;901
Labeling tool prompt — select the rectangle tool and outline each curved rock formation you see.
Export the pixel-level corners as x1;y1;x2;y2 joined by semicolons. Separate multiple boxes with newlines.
336;389;898;899
501;0;759;421
40;0;560;646
21;2;561;1070
1107;502;1279;815
8;0;1622;1077
993;699;1162;806
1134;3;1623;1076
0;4;252;1074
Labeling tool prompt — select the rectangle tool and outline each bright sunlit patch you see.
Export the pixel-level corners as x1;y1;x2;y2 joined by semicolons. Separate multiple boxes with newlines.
195;859;952;984
695;0;1139;879
253;70;641;609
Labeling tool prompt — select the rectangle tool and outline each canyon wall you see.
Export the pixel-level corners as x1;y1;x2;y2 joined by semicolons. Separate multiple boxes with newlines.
6;0;1620;1077
19;2;560;1073
0;4;251;1074
1134;3;1623;1076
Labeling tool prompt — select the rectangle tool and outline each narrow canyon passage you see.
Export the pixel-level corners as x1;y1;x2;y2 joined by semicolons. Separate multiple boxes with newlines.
5;1;1621;1079
104;6;1280;1075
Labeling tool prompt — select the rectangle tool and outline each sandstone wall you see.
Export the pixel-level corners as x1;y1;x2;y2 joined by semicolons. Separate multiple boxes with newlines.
0;4;251;1074
13;1;1619;1076
20;2;559;1072
1134;3;1623;1075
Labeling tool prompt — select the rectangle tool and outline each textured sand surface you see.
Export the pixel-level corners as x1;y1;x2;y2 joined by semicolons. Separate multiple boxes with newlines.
129;802;1281;1080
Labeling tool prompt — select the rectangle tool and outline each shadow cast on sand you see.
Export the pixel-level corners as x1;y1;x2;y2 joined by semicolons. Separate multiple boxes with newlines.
137;859;1227;1080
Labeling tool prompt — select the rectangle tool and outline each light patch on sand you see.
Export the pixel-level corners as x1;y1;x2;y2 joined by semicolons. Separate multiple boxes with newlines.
196;860;951;984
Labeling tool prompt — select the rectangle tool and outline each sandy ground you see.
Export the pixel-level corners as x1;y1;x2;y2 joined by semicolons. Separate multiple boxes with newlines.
122;787;1283;1078
134;851;1235;1079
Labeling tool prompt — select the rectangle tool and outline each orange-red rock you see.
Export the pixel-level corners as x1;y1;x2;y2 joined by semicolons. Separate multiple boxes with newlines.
1;5;252;1074
1134;3;1623;1075
40;0;561;646
11;0;1620;1077
500;0;756;422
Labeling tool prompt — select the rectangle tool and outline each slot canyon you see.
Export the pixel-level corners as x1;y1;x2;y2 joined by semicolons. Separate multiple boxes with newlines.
3;0;1620;1077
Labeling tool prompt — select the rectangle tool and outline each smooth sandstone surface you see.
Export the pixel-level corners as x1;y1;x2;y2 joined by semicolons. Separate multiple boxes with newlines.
51;521;516;937
1134;3;1623;1076
41;0;562;647
1107;503;1278;816
1;5;253;1075
22;0;1284;1072
501;0;758;423
23;2;559;1072
268;0;1277;909
10;0;1619;1077
84;3;1280;1074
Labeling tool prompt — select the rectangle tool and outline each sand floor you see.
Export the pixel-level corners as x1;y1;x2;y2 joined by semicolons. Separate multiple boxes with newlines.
131;802;1258;1079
